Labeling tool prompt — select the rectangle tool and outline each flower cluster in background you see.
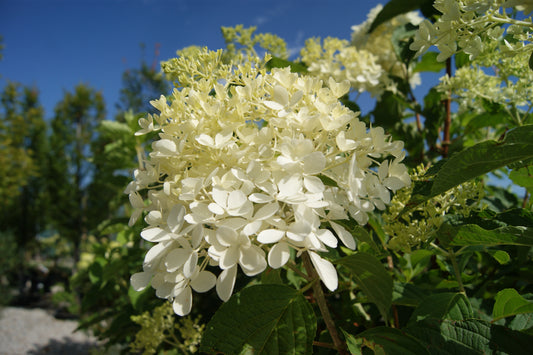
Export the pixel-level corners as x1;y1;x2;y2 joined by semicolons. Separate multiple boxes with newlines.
126;48;410;315
410;0;533;62
384;165;484;252
300;4;423;98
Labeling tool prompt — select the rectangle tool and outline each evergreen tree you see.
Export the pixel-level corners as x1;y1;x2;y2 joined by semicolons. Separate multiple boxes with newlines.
47;84;105;261
0;82;48;247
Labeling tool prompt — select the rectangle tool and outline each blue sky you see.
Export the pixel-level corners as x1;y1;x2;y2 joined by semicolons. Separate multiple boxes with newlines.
1;0;384;119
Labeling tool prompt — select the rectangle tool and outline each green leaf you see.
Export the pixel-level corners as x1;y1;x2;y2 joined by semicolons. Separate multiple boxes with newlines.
508;312;533;332
318;174;339;188
455;51;472;69
487;249;511;265
266;56;308;74
438;223;533;247
529;51;533;71
128;285;154;311
433;125;533;194
509;165;533;190
99;120;132;136
372;91;405;129
392;282;428;307
391;24;418;64
341;329;363;355
403;125;533;212
355;327;430;355
464;112;511;134
368;0;429;33
413;51;446;73
200;284;316;355
336;253;393;320
407;318;533;354
493;288;533;322
408;293;474;325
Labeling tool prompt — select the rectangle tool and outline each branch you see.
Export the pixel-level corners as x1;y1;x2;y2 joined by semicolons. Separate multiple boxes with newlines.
442;57;452;158
301;252;349;355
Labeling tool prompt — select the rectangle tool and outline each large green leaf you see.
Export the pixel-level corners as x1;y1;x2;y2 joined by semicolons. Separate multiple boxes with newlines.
200;284;316;355
355;327;430;355
493;288;533;322
368;0;431;33
336;253;393;320
432;125;533;195
408;293;473;325
392;282;428;307
404;125;533;212
438;223;533;247
406;318;533;354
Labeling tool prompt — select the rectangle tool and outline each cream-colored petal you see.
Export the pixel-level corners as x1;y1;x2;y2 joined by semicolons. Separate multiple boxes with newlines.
173;286;193;316
268;242;290;269
190;271;216;293
309;251;338;291
216;265;237;301
130;271;151;291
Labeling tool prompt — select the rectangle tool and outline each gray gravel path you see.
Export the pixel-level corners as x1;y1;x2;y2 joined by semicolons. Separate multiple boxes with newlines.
0;307;99;355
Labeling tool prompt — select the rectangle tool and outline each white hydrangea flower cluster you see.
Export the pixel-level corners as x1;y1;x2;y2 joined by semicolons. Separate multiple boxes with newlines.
351;4;423;86
300;5;423;98
436;26;533;116
300;37;390;97
410;0;533;61
127;50;410;315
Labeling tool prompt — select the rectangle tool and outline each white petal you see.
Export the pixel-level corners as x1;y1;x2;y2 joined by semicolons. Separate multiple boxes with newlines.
263;100;285;111
257;229;285;244
216;265;237;301
190;271;216;293
164;248;190;272
217;226;238;247
167;204;186;233
141;227;170;242
155;282;173;299
212;187;228;208
253;202;279;220
378;160;389;181
239;245;267;276
243;220;262;236
273;85;289;106
303;176;325;193
173;286;193;316
268;242;290;269
220;246;239;270
227;190;247;210
330;221;356;250
153;139;176;154
196;133;215;147
317;229;338;248
143;242;167;269
303;152;326;174
308;251;338;291
183;251;198;278
249;193;274;203
130;271;151;291
208;202;225;215
383;176;405;191
129;192;144;208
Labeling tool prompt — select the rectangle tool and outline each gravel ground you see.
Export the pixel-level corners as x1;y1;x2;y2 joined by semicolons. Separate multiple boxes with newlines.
0;307;100;355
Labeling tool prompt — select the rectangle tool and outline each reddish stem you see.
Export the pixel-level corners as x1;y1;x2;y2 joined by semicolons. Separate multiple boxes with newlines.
442;58;452;158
